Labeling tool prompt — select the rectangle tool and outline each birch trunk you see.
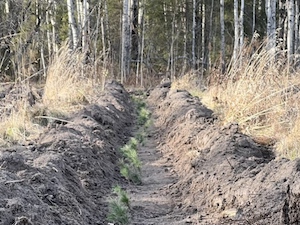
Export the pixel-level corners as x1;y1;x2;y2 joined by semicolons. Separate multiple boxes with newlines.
233;0;239;63
220;0;225;73
201;1;205;76
140;0;145;87
181;1;187;76
239;0;244;50
252;0;256;35
121;0;130;83
287;0;295;62
67;0;79;49
49;0;58;54
295;0;300;52
5;0;9;15
266;0;277;55
192;0;196;70
82;0;89;52
208;0;214;70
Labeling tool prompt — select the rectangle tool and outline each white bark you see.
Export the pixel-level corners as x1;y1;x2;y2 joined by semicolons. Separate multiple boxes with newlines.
266;0;277;54
136;0;145;86
121;0;131;83
287;0;295;61
192;0;196;70
181;2;187;76
239;0;244;49
82;0;89;51
233;0;239;62
201;1;205;72
5;0;9;14
295;0;300;52
67;0;79;49
220;0;225;73
252;0;256;35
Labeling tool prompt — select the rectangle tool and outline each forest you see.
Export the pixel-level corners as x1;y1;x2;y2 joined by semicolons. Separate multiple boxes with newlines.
0;0;298;83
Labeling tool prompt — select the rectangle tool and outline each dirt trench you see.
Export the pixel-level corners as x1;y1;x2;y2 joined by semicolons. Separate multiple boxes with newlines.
131;83;300;225
1;81;300;225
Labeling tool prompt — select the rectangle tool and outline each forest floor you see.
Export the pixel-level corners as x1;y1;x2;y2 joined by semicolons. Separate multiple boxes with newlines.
0;81;300;224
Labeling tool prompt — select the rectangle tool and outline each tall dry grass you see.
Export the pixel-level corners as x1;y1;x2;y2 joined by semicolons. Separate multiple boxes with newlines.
43;45;99;114
0;44;103;146
173;41;300;159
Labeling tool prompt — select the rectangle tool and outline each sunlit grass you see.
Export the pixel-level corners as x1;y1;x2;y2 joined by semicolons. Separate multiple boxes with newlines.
173;41;300;159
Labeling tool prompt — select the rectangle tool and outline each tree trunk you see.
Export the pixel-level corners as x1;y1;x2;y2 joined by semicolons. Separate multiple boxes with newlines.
67;0;79;49
233;0;239;63
266;0;277;55
192;0;196;70
121;0;131;83
287;0;295;63
252;0;256;35
239;0;244;50
131;0;139;61
220;0;225;73
82;0;89;52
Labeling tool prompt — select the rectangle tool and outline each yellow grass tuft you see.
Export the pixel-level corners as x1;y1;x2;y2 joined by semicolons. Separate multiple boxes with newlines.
0;44;103;146
0;100;41;146
174;43;300;159
43;45;97;114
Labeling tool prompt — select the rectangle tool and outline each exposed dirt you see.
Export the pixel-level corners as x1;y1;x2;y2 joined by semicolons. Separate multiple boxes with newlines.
142;83;300;224
1;80;300;225
0;81;135;224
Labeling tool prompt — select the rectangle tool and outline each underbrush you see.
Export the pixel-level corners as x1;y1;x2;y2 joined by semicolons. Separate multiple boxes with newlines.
0;44;103;146
173;43;300;159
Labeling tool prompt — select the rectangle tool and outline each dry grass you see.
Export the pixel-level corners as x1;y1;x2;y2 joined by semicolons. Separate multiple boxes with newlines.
173;42;300;159
0;98;41;146
0;44;103;146
43;45;98;114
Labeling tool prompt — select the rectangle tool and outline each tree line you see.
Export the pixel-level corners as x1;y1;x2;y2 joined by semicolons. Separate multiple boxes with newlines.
0;0;299;85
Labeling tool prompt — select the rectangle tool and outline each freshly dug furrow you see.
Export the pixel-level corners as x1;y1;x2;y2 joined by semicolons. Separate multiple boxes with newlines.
0;81;135;225
147;83;300;224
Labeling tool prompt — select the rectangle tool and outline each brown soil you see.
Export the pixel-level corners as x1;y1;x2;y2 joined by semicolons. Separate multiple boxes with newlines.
140;83;300;224
1;81;300;225
0;81;135;224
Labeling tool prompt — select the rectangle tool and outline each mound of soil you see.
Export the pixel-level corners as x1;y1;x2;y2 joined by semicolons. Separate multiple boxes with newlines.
148;85;300;224
0;81;134;224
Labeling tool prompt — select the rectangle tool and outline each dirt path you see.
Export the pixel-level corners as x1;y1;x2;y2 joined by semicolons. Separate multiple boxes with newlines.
129;128;188;225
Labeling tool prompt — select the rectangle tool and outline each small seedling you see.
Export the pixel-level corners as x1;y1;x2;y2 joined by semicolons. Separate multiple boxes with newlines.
136;132;145;145
113;186;130;208
107;199;129;225
138;107;150;125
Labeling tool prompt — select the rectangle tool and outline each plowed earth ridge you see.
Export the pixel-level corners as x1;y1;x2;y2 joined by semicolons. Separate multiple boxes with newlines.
129;83;300;225
1;81;300;225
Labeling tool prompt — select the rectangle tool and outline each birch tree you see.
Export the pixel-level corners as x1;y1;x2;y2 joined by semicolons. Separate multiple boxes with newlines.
220;0;225;73
239;0;244;50
192;0;196;70
82;0;89;52
266;0;277;54
233;0;239;63
287;0;295;63
121;0;131;83
67;0;79;50
252;0;256;35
